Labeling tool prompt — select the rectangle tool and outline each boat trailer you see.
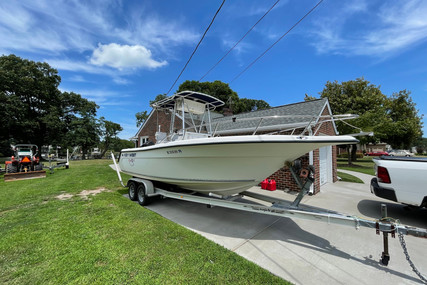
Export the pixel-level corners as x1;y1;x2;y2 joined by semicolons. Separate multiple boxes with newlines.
44;149;70;174
111;153;427;281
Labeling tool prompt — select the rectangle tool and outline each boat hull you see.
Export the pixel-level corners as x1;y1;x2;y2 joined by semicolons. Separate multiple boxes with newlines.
119;135;357;195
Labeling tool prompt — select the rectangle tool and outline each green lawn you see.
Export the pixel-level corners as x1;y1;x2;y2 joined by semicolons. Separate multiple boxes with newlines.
337;157;375;176
336;171;363;183
0;160;288;284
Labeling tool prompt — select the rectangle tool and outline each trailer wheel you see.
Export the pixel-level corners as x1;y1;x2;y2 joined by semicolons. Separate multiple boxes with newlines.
128;181;138;201
137;184;150;206
6;164;17;173
35;164;43;171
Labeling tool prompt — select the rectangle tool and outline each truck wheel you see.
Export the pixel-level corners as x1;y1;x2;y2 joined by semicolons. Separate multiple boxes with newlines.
128;181;138;201
35;164;43;171
137;184;150;206
6;164;17;173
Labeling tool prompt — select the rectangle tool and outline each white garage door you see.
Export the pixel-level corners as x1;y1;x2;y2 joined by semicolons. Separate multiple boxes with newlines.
319;146;332;186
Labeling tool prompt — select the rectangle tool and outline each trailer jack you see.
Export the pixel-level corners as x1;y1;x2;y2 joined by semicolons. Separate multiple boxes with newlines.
376;204;396;266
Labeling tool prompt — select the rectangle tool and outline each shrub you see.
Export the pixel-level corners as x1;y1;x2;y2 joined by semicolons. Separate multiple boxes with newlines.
338;153;364;159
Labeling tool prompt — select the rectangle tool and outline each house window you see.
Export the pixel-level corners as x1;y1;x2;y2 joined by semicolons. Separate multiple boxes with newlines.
140;136;149;146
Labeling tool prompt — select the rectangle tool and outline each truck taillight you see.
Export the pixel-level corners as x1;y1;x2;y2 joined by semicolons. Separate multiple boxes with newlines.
378;166;391;184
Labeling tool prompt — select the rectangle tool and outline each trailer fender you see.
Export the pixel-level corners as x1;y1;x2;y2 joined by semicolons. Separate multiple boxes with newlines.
127;178;156;197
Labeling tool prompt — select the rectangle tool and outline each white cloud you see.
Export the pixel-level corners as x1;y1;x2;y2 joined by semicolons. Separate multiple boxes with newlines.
68;75;86;82
310;0;427;58
113;77;131;85
90;43;167;70
60;87;133;107
0;0;197;73
120;15;199;53
46;59;116;76
226;0;288;18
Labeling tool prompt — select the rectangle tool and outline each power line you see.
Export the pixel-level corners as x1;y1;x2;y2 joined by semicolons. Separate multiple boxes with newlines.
229;0;324;84
165;0;226;96
199;0;281;81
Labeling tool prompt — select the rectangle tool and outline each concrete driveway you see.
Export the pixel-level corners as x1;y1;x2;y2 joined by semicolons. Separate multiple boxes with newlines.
143;171;427;285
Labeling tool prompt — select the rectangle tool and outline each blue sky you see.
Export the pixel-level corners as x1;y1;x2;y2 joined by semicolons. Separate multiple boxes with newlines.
1;0;427;139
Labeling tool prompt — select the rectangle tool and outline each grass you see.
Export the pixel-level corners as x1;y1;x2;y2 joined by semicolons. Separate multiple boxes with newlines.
0;160;288;284
337;157;375;176
337;171;363;183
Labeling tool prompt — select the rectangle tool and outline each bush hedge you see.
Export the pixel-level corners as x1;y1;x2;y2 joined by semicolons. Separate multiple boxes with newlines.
338;153;364;159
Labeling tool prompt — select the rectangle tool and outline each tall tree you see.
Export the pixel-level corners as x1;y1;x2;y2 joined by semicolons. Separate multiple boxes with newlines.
0;54;61;153
149;94;167;105
135;111;149;128
111;139;135;152
320;78;388;164
67;113;100;160
377;90;423;148
0;54;99;155
319;78;422;163
99;117;123;157
177;80;239;113
177;80;270;113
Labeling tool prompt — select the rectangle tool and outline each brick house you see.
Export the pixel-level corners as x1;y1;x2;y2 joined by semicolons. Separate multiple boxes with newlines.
133;98;341;194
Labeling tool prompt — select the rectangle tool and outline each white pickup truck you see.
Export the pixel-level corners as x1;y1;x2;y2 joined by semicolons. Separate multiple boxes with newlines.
371;156;427;208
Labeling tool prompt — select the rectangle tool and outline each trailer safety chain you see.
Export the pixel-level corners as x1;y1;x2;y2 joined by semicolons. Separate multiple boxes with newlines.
398;231;427;284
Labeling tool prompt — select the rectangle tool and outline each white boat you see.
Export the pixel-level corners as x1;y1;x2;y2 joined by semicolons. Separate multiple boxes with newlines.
119;91;358;196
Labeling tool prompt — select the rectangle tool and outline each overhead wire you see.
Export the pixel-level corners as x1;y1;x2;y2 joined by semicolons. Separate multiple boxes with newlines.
229;0;324;84
165;0;226;96
199;0;281;82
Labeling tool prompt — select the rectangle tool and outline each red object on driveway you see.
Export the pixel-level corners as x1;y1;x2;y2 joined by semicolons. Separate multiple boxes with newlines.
261;179;268;190
266;179;276;191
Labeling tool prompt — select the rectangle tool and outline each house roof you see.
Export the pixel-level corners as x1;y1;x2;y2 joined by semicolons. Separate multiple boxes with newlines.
135;98;338;138
212;98;337;135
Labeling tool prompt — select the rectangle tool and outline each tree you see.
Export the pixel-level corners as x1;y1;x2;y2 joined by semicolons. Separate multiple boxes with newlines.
177;80;270;114
377;90;423;149
135;111;149;128
177;80;239;112
319;77;423;164
149;94;167;106
320;78;388;164
414;137;427;154
0;54;99;155
0;54;61;153
233;98;270;113
304;93;317;101
67;113;100;159
111;139;134;152
99;117;123;157
135;80;271;127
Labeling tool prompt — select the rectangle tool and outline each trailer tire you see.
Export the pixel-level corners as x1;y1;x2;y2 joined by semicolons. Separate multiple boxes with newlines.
35;164;43;171
128;181;138;201
137;184;150;206
6;164;17;173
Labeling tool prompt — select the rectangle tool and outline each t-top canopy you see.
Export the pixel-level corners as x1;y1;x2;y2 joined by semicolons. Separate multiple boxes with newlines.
151;91;225;112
